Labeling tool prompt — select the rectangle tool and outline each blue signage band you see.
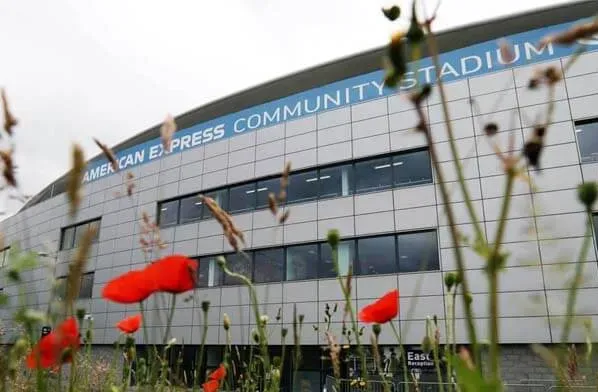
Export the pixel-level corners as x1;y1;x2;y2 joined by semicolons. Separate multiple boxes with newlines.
83;19;598;184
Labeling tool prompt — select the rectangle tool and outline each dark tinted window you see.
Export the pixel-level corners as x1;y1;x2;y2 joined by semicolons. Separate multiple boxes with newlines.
61;227;75;250
253;248;284;283
575;120;598;163
79;272;94;299
202;189;228;220
287;170;319;204
593;214;598;252
229;183;256;214
256;178;281;209
355;157;392;194
286;244;318;281
180;195;203;224
319;240;355;279
357;236;397;276
159;200;180;227
197;257;222;288
319;164;353;199
397;231;439;272
223;252;252;286
393;150;432;187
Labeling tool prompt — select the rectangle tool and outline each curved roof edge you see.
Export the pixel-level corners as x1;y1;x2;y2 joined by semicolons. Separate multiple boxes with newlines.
20;0;597;212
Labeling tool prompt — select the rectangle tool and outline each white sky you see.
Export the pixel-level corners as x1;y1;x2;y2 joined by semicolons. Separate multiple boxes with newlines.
0;0;577;217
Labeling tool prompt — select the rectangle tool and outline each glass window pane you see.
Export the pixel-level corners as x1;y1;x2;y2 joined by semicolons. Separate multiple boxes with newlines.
256;178;281;209
197;257;222;288
593;214;597;252
393;150;432;187
287;170;319;204
180;195;203;224
355;157;392;194
357;236;397;276
229;183;257;214
202;189;228;220
575;121;598;163
319;240;355;279
319;164;353;199
397;231;439;273
79;273;94;299
223;252;252;286
159;200;180;227
88;220;101;242
286;244;318;281
253;248;284;283
73;223;89;248
61;227;75;250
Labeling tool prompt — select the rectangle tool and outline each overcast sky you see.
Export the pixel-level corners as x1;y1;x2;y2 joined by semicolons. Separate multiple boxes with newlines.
0;0;577;217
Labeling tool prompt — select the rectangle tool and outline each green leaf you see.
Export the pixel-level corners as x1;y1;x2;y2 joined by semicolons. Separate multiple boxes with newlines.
0;292;8;306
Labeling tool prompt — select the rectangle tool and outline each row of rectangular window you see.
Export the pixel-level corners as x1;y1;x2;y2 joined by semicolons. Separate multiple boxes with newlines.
196;230;439;287
158;149;432;227
60;219;101;250
0;247;10;269
575;119;598;164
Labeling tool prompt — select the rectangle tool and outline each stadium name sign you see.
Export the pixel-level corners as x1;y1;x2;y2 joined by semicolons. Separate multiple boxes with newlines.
83;20;598;183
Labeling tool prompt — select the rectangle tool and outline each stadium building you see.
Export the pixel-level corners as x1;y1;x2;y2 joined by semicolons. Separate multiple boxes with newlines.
2;1;598;389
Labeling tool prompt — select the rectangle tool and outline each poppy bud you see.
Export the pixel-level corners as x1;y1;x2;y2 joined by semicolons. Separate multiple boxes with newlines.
577;182;597;209
444;272;457;290
327;229;340;248
252;330;260;344
388;33;407;78
382;5;401;21
534;126;546;138
484;122;498;137
373;324;381;336
313;325;319;332
281;328;288;338
85;329;92;342
464;292;473;305
201;301;210;313
298;314;305;324
76;308;86;322
523;140;543;170
406;2;424;44
216;256;226;268
223;314;231;331
260;315;269;326
421;335;432;354
7;268;20;282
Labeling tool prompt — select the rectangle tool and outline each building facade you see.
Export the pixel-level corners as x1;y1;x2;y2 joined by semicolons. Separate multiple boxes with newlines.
2;0;598;388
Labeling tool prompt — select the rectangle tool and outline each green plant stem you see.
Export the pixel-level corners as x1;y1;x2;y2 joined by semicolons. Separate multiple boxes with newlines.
433;342;445;392
331;246;368;382
139;302;149;348
162;294;177;345
389;321;409;387
68;353;77;392
487;169;515;386
194;309;209;390
561;209;595;343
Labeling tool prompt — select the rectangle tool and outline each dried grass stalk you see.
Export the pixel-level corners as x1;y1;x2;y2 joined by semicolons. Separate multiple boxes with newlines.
325;332;341;379
125;171;135;197
1;89;17;135
160;114;177;153
93;138;118;172
67;144;85;217
0;149;16;187
201;195;246;251
541;19;598;47
66;226;96;313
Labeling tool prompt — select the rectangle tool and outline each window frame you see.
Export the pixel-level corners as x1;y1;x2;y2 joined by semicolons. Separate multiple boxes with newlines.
574;118;598;164
60;218;101;250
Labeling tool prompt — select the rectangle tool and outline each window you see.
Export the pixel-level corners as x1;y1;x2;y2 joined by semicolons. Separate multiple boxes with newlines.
397;231;439;272
287;170;319;204
286;244;318;281
319;240;355;279
0;247;10;269
159;200;180;227
393;150;432;187
55;272;94;299
197;257;222;288
223;252;252;286
253;248;284;283
594;213;598;252
229;183;256;214
319;164;353;199
61;227;75;250
256;178;281;209
202;189;228;220
180;195;203;224
60;219;101;250
357;236;397;276
575;120;598;163
355;157;392;194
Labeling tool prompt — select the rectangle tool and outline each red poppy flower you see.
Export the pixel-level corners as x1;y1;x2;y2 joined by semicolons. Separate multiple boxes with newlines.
102;270;157;304
358;289;399;324
208;364;226;381
202;379;220;392
116;314;142;334
144;255;197;294
26;317;80;369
